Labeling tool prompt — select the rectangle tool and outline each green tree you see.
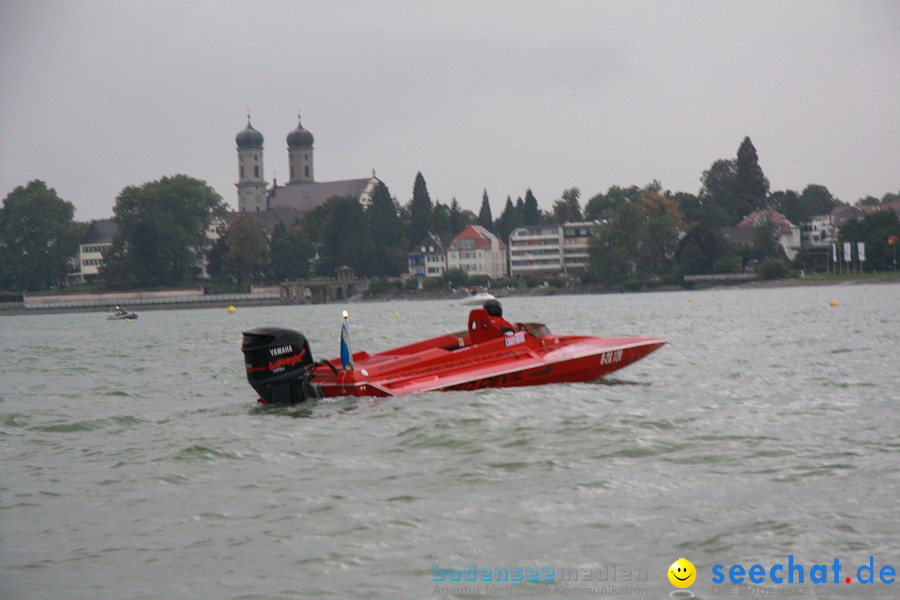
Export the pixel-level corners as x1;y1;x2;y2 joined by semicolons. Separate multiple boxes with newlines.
317;196;372;276
522;189;541;225
753;221;785;261
699;158;740;226
0;180;81;291
460;209;478;228
431;200;452;236
588;201;642;285
758;256;788;279
367;181;406;276
857;196;881;207
552;187;583;223
735;136;769;214
407;172;432;244
442;267;469;289
673;191;728;230
638;191;683;276
770;185;837;225
270;222;314;281
587;190;684;285
839;210;900;271
477;190;494;232
102;175;226;288
494;195;520;242
676;226;728;275
800;184;838;217
209;214;269;290
449;198;464;234
297;200;332;248
769;190;804;224
585;185;642;220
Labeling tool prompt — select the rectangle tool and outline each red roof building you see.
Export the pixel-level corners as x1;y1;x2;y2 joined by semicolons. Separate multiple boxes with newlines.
724;209;802;260
447;225;508;278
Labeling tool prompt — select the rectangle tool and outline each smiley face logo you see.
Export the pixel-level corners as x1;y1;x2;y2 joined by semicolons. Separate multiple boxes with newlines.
668;558;696;588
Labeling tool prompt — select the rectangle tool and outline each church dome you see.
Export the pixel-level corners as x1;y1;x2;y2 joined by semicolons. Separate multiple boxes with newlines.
236;120;264;148
287;117;314;148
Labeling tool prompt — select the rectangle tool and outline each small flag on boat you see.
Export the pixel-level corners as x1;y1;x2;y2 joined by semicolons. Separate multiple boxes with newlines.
340;310;353;371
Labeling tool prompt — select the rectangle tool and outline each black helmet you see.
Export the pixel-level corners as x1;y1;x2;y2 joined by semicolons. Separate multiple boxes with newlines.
483;299;503;317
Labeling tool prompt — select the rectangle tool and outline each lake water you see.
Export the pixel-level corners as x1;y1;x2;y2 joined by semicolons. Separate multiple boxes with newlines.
2;284;899;599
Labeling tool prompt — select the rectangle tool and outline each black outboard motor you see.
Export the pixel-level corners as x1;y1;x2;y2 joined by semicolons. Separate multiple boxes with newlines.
241;327;321;404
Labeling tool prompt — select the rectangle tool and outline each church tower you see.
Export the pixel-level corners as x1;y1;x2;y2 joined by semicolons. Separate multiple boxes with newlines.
235;117;267;212
287;116;315;183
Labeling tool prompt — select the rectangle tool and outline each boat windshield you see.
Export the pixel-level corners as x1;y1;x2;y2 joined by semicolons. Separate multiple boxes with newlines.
523;323;551;338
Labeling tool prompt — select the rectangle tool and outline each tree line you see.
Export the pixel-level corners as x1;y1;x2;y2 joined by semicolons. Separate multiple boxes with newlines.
207;174;584;289
584;137;899;285
2;137;898;293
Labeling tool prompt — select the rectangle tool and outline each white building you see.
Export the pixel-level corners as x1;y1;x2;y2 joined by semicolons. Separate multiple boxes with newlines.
408;233;449;278
560;221;596;273
509;221;598;278
67;219;117;285
806;214;837;247
446;225;507;279
508;224;560;277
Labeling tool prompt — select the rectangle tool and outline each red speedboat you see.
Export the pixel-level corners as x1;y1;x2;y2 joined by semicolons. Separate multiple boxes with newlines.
241;308;665;404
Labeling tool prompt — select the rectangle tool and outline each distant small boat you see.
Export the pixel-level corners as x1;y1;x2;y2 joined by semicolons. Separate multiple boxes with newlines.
460;286;495;305
107;306;138;320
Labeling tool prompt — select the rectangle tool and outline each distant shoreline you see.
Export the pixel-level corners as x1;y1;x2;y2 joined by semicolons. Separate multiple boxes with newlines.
2;275;897;317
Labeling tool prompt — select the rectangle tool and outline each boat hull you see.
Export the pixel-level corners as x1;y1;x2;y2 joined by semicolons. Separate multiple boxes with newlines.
311;330;665;398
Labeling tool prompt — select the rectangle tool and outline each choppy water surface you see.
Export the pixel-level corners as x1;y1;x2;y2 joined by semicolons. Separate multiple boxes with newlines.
2;284;899;599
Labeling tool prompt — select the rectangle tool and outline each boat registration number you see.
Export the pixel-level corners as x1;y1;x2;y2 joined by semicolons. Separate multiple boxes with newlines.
504;331;526;347
599;349;623;365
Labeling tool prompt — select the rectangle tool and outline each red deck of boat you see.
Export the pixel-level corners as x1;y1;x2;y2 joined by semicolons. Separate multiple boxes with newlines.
312;324;665;398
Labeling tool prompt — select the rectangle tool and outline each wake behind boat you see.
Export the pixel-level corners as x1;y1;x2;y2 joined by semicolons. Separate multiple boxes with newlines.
241;303;665;404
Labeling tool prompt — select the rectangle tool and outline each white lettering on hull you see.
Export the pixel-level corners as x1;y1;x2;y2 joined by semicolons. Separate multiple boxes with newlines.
599;349;623;365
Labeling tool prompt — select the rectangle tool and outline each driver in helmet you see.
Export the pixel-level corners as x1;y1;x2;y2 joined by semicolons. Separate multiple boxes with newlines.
483;299;517;335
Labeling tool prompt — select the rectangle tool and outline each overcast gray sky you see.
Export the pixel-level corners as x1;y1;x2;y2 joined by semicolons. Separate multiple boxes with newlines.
2;0;898;221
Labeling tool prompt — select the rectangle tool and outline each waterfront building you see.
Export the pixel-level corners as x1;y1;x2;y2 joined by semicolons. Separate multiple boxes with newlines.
508;221;598;279
408;233;450;278
66;219;117;285
446;225;507;279
722;209;801;261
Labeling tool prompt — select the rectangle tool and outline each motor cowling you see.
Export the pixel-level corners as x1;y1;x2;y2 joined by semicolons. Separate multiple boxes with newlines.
241;327;320;404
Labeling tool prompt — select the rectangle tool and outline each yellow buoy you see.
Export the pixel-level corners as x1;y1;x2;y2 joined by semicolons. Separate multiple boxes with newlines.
393;311;399;317
228;306;236;313
688;298;694;303
124;318;131;323
829;300;838;307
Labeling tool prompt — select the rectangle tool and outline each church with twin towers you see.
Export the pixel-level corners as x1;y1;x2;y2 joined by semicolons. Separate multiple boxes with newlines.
235;115;380;234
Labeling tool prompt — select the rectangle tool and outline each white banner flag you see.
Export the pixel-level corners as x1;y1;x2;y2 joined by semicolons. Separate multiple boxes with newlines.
843;242;852;262
858;242;865;262
832;242;837;263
